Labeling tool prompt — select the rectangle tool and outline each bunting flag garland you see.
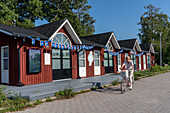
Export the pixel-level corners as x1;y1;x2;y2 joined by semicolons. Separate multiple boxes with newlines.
32;38;35;45
48;39;51;42
45;41;49;47
59;44;61;49
36;38;40;41
130;50;143;56
40;41;44;46
55;44;58;48
51;42;55;48
62;45;65;49
17;34;94;50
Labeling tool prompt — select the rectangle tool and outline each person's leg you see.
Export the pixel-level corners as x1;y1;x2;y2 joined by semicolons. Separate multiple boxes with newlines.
129;70;134;89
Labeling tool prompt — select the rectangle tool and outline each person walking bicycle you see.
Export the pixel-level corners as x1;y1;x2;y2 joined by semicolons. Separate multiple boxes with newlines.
120;56;134;90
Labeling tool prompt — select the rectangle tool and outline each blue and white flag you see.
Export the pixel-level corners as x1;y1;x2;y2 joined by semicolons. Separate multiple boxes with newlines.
40;41;44;46
32;38;35;45
51;42;55;48
36;38;40;40
45;41;49;46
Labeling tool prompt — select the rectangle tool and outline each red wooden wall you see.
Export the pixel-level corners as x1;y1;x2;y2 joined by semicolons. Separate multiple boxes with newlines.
18;38;52;85
0;33;18;85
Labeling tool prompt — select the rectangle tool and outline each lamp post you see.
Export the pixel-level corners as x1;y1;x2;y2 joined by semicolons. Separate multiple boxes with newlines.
160;32;163;66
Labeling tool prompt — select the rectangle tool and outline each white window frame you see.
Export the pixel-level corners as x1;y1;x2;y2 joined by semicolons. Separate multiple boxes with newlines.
79;50;86;67
94;50;100;66
105;41;113;51
1;45;9;83
52;33;71;45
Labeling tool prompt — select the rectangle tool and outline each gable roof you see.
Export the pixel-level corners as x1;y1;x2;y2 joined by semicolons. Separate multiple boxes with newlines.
80;32;120;49
140;43;155;53
31;19;82;44
31;19;66;37
118;38;142;52
0;24;48;40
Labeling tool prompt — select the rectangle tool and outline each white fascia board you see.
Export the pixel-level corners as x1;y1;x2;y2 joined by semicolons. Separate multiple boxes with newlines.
0;29;13;36
66;20;82;44
133;40;142;52
49;19;82;44
149;44;155;53
106;33;121;49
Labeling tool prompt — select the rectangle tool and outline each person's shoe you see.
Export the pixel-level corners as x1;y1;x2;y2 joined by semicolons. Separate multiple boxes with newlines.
129;86;132;90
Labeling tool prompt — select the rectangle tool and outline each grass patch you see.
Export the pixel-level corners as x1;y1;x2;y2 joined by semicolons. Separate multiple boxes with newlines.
134;65;170;79
111;79;120;86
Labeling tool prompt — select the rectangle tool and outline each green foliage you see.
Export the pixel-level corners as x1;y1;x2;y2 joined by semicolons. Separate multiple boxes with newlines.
34;99;43;105
1;0;95;36
0;2;18;25
111;79;120;86
134;65;170;78
46;97;53;102
138;4;170;65
55;85;75;99
42;0;95;36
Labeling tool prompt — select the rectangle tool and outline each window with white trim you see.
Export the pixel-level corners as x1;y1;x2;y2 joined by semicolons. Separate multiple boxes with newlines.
79;50;86;67
94;50;100;66
125;53;128;60
52;33;71;45
106;42;113;51
118;54;121;65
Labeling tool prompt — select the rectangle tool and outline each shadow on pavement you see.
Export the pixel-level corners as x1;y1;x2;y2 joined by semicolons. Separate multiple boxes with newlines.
93;86;122;94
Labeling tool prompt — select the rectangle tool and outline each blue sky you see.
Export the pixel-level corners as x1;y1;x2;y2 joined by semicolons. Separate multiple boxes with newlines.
35;0;170;42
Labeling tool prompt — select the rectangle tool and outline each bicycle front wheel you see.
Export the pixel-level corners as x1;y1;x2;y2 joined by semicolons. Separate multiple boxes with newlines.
121;78;127;94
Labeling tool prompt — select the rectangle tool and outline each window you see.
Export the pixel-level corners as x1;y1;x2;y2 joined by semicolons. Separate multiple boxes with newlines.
94;50;100;66
143;55;146;64
125;53;128;60
147;55;151;64
104;52;108;67
106;42;113;51
139;56;141;64
52;33;71;45
79;50;86;67
118;54;121;65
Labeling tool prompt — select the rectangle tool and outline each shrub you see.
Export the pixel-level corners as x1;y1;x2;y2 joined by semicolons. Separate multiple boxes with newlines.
55;85;75;99
111;79;120;85
46;97;53;102
34;100;43;105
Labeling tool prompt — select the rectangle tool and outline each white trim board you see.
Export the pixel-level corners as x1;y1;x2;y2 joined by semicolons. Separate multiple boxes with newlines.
0;29;13;36
105;32;121;50
49;19;82;44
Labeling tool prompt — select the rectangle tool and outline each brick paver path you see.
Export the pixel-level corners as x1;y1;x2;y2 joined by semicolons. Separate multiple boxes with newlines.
14;72;170;113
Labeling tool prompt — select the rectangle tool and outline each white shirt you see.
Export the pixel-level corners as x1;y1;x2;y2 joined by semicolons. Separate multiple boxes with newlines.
122;60;133;71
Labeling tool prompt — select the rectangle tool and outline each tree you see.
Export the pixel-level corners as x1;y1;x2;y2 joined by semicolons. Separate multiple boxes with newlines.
0;2;18;25
42;0;95;36
138;4;170;65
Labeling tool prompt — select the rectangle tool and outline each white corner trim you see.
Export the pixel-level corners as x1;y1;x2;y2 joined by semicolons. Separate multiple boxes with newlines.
0;29;13;36
149;44;155;53
106;33;121;49
50;20;67;40
133;40;142;52
49;19;82;44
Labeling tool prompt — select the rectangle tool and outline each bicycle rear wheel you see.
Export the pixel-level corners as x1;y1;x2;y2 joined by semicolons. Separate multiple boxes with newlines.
121;78;127;94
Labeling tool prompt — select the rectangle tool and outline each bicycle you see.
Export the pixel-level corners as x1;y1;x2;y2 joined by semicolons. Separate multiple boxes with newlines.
120;69;134;94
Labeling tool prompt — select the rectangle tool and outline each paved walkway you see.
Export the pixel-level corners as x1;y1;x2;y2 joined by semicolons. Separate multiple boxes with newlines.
14;72;170;113
6;74;121;100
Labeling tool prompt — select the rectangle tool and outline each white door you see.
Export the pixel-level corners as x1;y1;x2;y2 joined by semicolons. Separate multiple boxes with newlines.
94;50;100;75
117;54;121;72
143;55;146;69
138;56;141;70
79;50;86;77
1;46;9;83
